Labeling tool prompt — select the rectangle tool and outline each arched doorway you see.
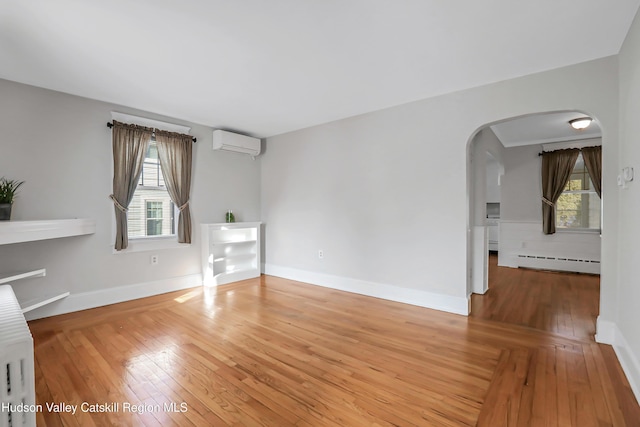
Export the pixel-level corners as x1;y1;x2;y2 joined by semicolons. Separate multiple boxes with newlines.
467;111;603;324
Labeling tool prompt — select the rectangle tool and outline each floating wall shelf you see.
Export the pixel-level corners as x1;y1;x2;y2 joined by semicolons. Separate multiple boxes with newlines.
0;219;96;245
0;218;96;313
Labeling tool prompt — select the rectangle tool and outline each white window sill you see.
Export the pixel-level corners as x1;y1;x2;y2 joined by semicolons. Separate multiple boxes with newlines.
112;235;190;254
556;228;601;235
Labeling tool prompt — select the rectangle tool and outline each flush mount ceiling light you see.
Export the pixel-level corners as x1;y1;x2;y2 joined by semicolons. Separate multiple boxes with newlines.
569;117;593;130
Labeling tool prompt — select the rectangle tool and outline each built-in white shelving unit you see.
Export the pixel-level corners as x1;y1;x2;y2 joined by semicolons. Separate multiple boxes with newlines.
201;222;262;286
0;219;96;312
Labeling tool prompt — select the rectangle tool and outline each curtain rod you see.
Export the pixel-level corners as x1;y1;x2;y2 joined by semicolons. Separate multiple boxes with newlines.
107;122;197;143
538;145;600;156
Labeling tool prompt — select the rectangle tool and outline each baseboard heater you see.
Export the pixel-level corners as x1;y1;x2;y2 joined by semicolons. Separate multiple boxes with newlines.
0;285;36;427
516;253;600;274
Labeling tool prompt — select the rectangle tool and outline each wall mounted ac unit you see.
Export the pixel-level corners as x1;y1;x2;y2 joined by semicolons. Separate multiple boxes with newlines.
212;130;261;157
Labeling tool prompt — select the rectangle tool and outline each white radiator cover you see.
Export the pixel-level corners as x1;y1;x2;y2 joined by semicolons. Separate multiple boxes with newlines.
0;285;35;427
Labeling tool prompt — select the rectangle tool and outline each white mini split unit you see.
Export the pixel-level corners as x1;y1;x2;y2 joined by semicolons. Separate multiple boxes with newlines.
212;129;261;158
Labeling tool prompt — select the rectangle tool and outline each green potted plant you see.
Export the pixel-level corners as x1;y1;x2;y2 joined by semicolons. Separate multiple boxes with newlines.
0;177;25;220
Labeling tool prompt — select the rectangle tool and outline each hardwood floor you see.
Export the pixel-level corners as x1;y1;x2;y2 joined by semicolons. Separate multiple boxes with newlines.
28;273;639;426
471;254;600;340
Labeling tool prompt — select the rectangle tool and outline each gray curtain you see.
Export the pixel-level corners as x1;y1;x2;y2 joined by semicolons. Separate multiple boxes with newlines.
581;146;602;197
110;121;153;250
155;129;193;244
541;148;580;235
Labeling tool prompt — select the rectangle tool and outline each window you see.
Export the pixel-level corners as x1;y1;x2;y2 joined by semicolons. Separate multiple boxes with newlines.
555;153;601;230
146;201;164;235
127;141;176;238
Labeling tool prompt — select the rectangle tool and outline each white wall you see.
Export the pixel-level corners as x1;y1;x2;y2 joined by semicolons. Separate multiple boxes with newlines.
485;154;502;203
497;142;601;273
261;56;619;316
471;127;505;226
607;5;640;400
0;78;261;319
501;144;542;222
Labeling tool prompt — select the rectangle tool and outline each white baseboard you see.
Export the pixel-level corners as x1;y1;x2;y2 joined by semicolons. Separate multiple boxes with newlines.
596;317;640;404
265;264;469;316
595;317;616;344
24;274;202;321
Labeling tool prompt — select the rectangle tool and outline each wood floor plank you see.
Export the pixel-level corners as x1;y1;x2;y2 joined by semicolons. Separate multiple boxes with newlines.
588;343;628;426
555;346;573;427
26;269;640;426
476;348;530;427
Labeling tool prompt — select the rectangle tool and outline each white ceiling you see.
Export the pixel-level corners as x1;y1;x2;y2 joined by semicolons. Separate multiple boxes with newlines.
1;0;638;137
490;112;602;148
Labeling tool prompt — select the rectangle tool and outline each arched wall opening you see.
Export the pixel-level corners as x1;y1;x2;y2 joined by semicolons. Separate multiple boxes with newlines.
466;110;604;310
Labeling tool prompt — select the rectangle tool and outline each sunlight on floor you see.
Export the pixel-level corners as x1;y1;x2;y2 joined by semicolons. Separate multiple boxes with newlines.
173;289;201;304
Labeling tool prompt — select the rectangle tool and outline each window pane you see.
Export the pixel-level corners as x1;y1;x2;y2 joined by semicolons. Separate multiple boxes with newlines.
586;192;601;229
556;153;601;230
147;219;162;235
140;141;164;187
147;143;158;160
567;178;582;191
556;194;581;228
146;201;163;236
147;201;162;218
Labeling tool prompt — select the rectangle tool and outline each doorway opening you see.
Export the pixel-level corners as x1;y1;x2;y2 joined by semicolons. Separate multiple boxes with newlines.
467;111;603;339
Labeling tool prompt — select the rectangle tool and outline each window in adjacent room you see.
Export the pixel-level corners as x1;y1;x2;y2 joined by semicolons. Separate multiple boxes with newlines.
555;153;601;230
127;140;176;238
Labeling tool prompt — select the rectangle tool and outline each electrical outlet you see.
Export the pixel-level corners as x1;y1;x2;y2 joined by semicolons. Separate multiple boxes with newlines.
318;250;324;259
151;255;159;265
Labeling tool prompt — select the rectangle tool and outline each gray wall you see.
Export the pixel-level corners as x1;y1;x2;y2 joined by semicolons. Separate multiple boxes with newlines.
486;154;502;204
0;79;261;315
616;5;640;394
261;56;619;305
500;144;542;222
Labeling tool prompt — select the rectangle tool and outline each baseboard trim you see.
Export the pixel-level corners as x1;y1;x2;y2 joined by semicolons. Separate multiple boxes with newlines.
596;317;640;404
265;264;469;316
24;274;202;321
595;316;616;344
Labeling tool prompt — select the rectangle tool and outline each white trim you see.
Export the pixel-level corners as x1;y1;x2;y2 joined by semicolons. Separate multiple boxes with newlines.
110;112;191;134
596;317;640;405
595;316;616;344
472;226;488;294
112;236;190;254
264;264;469;316
23;274;202;321
555;228;601;235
